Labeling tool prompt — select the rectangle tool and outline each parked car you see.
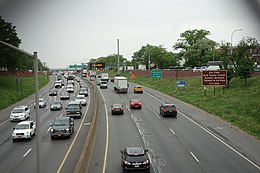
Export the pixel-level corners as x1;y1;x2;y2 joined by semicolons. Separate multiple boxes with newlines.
207;65;220;71
74;95;86;106
10;105;30;122
100;81;108;89
159;103;177;117
200;66;208;72
49;89;58;96
111;104;124;115
50;117;74;139
12;121;36;142
60;90;70;100
130;99;142;109
134;85;143;93
193;67;201;72
120;147;150;173
66;101;82;118
79;88;88;96
50;100;63;111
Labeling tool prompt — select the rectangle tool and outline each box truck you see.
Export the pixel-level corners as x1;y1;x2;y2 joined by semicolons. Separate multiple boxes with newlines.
114;76;128;93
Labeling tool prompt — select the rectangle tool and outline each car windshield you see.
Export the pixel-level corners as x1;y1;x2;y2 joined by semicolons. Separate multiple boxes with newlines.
76;96;85;100
12;108;24;113
15;124;29;130
80;88;87;91
52;101;60;105
53;119;69;126
39;99;44;102
67;104;80;109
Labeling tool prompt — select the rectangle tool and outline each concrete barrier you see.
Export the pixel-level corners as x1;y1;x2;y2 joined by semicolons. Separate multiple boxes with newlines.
73;80;99;173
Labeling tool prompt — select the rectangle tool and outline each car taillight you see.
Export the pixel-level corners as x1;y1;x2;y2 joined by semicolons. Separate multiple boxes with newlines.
111;108;115;110
174;108;177;112
163;109;167;112
121;108;124;110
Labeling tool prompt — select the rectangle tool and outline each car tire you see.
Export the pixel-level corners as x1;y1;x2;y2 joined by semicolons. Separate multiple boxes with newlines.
51;136;54;140
28;134;32;140
12;139;16;142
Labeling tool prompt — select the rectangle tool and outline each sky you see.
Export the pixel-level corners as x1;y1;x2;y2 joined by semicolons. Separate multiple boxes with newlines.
0;0;260;68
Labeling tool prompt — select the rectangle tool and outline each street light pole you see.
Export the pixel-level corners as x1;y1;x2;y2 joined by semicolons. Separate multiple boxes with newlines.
231;29;242;55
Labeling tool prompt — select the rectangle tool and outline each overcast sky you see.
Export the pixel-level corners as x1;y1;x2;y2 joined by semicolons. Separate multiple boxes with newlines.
0;0;260;68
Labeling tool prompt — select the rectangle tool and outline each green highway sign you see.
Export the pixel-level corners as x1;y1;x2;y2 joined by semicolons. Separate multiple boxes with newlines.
151;70;162;78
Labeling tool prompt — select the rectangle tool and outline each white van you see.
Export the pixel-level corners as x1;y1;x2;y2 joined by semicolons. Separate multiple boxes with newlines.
207;66;220;71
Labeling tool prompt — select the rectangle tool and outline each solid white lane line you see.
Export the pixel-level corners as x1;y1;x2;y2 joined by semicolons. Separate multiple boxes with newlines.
190;152;199;162
146;105;160;119
23;148;32;157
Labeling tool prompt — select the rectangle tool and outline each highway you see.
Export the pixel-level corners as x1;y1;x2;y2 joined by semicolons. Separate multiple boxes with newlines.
89;80;260;173
0;75;94;173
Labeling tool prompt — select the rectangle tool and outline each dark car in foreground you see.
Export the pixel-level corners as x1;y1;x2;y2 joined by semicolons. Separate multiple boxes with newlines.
120;147;150;173
50;117;74;139
159;103;177;117
111;104;124;115
50;100;62;111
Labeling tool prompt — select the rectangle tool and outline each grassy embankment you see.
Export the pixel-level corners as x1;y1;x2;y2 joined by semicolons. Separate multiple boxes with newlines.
0;75;49;110
116;72;260;139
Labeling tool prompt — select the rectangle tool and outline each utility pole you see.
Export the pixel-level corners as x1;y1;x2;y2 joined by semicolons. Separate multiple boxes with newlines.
117;39;120;75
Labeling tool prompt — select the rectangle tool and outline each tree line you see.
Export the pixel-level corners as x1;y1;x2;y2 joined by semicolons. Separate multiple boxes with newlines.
0;16;47;72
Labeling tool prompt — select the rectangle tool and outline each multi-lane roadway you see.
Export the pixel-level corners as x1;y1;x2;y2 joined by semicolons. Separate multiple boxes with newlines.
0;75;94;173
89;79;260;173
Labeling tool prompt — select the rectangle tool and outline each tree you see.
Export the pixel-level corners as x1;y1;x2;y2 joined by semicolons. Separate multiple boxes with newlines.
173;29;217;67
132;44;179;69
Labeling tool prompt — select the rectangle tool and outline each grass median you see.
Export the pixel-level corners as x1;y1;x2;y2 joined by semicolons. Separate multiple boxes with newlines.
0;74;49;110
118;72;260;139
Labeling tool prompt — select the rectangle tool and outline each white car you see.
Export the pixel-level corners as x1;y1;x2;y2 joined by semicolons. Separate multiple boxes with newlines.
34;98;47;108
12;121;36;141
74;95;86;106
10;105;30;122
66;86;74;93
54;81;62;88
100;81;108;89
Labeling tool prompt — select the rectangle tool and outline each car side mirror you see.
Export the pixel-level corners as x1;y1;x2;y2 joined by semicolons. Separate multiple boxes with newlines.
13;127;15;130
50;123;53;126
145;149;148;153
65;107;67;109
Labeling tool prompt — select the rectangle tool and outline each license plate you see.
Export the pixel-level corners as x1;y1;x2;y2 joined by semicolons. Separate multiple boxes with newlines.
134;165;140;168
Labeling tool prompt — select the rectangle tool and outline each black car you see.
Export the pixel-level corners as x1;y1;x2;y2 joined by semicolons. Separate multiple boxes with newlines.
49;89;58;96
60;91;70;100
50;117;74;139
159;103;177;117
120;147;150;173
50;100;62;111
111;104;124;115
66;101;82;118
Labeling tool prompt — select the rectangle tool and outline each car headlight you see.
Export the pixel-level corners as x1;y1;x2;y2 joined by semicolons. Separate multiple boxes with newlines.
143;160;149;164
26;131;30;135
50;129;54;132
12;132;16;136
65;128;70;132
123;160;131;165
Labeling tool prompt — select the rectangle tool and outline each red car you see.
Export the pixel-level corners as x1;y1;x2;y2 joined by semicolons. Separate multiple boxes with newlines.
130;99;142;109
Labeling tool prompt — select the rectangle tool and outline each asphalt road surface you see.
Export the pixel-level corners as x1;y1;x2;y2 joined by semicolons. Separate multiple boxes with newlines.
89;80;260;173
0;75;94;173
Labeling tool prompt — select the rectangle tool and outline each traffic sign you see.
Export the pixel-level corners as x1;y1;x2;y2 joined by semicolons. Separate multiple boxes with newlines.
202;70;227;86
176;80;186;87
151;70;162;78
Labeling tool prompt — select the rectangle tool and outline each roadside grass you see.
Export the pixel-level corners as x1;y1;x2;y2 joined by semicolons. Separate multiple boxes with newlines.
0;75;49;110
118;72;260;139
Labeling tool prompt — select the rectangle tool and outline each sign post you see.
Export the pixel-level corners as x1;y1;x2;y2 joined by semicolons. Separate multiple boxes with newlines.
151;70;162;80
